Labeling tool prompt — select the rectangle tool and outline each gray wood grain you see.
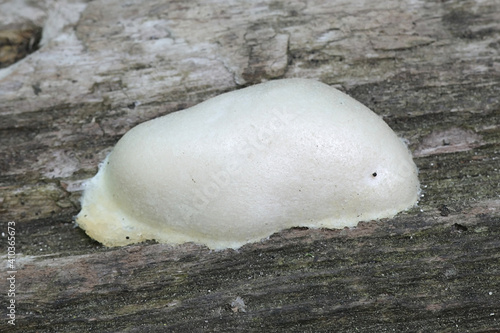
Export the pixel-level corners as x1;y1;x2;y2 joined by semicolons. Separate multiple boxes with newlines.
1;0;499;332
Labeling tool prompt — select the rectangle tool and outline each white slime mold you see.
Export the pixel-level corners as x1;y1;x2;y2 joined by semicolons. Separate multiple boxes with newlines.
77;79;420;249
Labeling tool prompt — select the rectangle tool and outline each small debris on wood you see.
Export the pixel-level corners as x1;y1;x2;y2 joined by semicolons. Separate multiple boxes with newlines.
439;204;451;217
451;223;468;233
231;296;247;313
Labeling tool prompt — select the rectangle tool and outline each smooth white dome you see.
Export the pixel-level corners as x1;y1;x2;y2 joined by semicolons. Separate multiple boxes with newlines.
77;79;420;249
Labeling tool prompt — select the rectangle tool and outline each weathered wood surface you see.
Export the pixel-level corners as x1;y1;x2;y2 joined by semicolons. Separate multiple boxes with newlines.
1;0;499;332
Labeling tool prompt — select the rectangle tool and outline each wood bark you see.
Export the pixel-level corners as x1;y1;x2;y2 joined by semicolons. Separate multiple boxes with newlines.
1;0;499;332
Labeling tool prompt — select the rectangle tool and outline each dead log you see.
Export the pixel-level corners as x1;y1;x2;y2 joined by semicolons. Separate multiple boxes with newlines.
1;0;499;331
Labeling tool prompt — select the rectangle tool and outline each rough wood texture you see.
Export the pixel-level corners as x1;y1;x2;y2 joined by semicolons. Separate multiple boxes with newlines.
1;0;499;332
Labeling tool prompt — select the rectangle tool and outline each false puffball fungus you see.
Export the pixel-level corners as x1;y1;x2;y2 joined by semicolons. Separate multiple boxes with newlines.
77;78;419;249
